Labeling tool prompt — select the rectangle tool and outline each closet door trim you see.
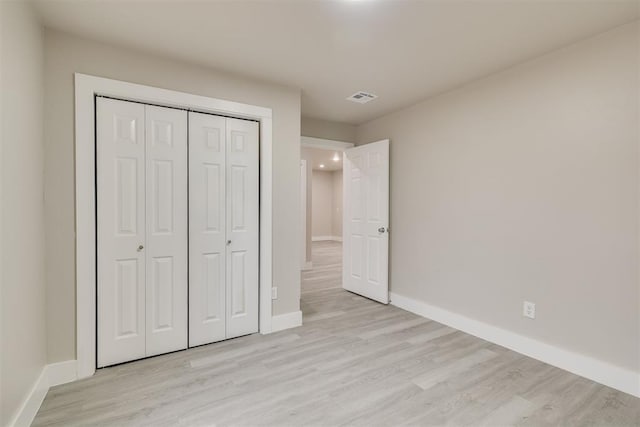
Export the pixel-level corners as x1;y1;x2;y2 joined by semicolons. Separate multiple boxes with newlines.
75;73;273;379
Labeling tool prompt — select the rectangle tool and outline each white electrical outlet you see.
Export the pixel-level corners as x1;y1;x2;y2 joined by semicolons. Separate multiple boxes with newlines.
272;287;278;300
523;301;536;319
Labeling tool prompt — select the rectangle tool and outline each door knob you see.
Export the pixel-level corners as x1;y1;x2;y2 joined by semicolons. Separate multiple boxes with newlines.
378;227;388;233
227;240;232;245
137;244;144;252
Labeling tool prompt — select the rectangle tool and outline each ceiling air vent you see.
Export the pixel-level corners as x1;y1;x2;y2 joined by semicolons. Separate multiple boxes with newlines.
346;91;378;104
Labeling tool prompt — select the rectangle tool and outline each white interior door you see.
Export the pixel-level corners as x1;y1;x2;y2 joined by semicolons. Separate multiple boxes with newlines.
189;112;227;347
97;98;146;367
98;98;188;367
189;114;259;345
99;99;258;363
144;105;188;356
225;118;259;338
343;139;390;304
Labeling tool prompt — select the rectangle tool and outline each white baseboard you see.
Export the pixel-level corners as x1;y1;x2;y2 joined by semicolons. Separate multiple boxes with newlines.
47;360;78;387
301;261;313;271
9;367;48;427
390;292;640;398
8;360;77;427
271;310;303;332
312;235;342;242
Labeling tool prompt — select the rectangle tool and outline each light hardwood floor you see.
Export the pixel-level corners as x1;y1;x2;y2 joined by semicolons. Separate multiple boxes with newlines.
34;241;639;426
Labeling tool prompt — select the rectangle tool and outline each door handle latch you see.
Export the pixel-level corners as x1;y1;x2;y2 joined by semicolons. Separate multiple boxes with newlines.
378;227;388;233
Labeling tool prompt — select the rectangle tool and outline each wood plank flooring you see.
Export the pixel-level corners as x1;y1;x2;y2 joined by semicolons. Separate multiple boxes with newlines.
33;241;640;426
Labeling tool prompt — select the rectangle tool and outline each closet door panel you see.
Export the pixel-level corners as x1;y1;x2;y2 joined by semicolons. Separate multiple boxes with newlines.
145;105;188;356
189;112;227;347
226;118;259;338
97;98;146;367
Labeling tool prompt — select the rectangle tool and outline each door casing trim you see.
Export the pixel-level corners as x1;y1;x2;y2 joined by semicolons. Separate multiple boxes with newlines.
75;73;273;379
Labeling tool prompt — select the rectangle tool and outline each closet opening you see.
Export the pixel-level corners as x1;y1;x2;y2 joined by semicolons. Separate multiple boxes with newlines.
94;93;261;368
76;74;274;379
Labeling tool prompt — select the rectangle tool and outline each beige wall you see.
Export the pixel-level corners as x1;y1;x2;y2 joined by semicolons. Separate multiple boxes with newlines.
357;22;640;372
332;171;343;238
312;170;334;237
44;30;301;363
302;116;356;142
311;169;343;239
1;1;47;424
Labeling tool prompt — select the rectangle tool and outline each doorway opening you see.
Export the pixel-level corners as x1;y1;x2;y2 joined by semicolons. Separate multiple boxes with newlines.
299;137;353;300
300;136;390;314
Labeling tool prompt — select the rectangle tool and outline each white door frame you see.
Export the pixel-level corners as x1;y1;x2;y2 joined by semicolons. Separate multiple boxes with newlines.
301;136;354;151
300;159;308;270
75;73;274;379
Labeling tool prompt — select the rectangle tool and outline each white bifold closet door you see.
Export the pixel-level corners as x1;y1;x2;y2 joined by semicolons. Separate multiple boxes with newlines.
189;111;259;347
97;97;188;368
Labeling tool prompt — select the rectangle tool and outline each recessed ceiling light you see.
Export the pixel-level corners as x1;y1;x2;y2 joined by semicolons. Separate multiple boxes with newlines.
319;164;325;168
347;91;378;104
332;153;340;162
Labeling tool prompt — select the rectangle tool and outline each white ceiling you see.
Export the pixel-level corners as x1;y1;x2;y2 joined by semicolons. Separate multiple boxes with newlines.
34;0;639;125
303;147;343;171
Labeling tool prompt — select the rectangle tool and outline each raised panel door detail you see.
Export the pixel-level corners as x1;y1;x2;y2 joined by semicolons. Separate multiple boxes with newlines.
350;235;363;280
152;120;173;147
368;151;382;168
150;257;174;331
367;237;380;284
367;173;381;222
351;176;362;222
205;128;221;152
116;157;138;235
350;158;362;178
231;165;246;231
152;160;174;234
230;251;246;316
114;116;137;144
231;131;245;152
204;253;222;322
204;163;222;232
115;259;139;338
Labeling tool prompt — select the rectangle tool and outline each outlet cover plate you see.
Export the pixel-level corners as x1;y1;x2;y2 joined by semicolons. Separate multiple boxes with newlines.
523;301;536;319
